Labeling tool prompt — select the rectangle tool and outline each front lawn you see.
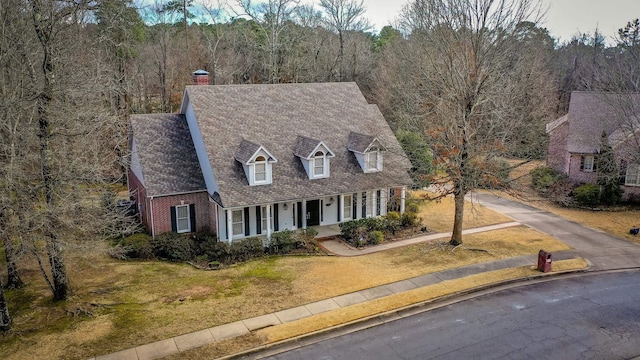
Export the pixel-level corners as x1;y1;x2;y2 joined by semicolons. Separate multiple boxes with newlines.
0;195;570;360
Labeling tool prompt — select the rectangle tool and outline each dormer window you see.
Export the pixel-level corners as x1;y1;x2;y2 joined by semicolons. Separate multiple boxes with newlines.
294;136;335;180
314;151;326;176
254;156;267;183
235;139;277;186
348;132;385;173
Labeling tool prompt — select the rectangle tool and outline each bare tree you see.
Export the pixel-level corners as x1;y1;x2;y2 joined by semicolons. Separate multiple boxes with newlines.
318;0;371;81
234;0;300;83
398;0;544;246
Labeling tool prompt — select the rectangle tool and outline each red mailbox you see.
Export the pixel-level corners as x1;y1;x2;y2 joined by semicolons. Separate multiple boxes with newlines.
537;250;552;273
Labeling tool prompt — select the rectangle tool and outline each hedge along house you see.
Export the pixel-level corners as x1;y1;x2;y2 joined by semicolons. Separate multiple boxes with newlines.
546;91;640;199
128;72;413;241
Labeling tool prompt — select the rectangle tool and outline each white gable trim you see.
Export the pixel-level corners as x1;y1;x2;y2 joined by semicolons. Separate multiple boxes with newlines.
244;146;278;165
300;141;336;160
185;101;220;195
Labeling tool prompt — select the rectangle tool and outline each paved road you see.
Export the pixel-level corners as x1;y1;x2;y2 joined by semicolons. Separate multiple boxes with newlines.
260;271;640;360
471;193;640;270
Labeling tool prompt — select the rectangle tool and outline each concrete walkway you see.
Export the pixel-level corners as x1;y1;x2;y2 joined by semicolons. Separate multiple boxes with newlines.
318;222;521;256
92;194;640;360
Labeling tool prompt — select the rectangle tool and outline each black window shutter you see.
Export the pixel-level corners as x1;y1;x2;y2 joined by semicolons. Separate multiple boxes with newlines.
320;200;324;222
255;206;262;234
352;193;357;219
292;203;296;226
274;204;279;231
189;204;196;232
170;206;177;232
337;196;341;222
580;156;585;170
224;210;228;239
244;207;250;236
297;202;303;227
593;157;597;171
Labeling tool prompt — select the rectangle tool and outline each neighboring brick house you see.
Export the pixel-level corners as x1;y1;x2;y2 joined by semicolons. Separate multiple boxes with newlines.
128;72;412;240
546;91;640;199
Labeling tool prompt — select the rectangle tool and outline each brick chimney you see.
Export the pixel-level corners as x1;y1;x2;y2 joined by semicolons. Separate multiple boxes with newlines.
192;70;210;85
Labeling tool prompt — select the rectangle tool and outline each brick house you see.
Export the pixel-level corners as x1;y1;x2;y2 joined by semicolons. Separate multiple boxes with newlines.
546;91;640;199
128;72;412;241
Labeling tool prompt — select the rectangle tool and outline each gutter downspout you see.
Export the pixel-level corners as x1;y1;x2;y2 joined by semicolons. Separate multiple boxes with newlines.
149;196;155;238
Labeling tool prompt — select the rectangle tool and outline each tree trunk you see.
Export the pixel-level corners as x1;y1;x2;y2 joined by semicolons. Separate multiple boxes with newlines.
450;187;465;246
31;0;71;301
0;277;10;332
3;237;24;289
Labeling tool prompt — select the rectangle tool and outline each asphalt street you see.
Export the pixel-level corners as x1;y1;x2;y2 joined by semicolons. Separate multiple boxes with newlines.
260;271;640;360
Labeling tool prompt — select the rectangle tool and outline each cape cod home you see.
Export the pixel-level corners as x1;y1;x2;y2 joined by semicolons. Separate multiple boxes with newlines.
546;91;640;199
128;72;412;241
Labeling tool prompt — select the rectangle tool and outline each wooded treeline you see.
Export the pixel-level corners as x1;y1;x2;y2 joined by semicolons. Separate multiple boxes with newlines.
1;0;639;331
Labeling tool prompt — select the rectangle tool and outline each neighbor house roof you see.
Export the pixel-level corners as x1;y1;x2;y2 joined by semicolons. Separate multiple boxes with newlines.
184;82;412;208
129;114;206;196
559;92;640;154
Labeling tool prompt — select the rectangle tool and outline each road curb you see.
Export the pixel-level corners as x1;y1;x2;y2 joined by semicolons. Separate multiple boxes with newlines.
221;264;640;359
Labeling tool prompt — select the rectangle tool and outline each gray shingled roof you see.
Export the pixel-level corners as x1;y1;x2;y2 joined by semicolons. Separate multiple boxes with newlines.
130;114;206;196
185;82;412;208
562;92;640;153
235;139;262;164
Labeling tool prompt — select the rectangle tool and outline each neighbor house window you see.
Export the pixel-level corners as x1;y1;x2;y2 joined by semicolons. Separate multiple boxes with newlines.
343;194;352;221
314;151;325;176
626;163;640;186
232;210;244;236
581;155;595;172
254;156;267;183
176;205;191;233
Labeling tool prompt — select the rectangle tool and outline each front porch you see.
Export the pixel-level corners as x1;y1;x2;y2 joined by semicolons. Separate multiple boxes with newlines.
313;224;341;239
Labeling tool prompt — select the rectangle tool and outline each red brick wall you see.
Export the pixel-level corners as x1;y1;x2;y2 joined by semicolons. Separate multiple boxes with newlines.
208;199;219;237
568;153;597;184
547;122;569;174
128;170;212;235
150;192;211;235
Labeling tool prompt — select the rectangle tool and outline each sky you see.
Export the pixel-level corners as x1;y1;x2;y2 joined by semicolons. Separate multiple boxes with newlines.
359;0;640;44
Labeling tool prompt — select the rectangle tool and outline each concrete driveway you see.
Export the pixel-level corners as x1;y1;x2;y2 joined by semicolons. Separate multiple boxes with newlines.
471;192;640;270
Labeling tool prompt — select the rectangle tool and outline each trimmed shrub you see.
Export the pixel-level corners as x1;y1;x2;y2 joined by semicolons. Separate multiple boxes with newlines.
109;233;154;260
368;230;384;245
531;166;561;192
229;237;264;262
400;211;419;227
574;184;600;207
269;229;297;254
151;232;194;261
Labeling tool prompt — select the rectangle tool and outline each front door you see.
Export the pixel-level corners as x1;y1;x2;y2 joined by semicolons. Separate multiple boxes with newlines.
306;200;320;226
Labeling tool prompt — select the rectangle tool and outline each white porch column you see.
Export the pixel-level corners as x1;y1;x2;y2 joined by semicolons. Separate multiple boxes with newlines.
302;201;307;229
381;189;387;216
371;190;377;217
226;209;233;243
400;187;406;214
266;205;272;242
339;194;345;222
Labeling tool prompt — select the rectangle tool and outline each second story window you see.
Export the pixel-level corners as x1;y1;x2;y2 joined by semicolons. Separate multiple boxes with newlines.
314;151;325;176
254;156;267;183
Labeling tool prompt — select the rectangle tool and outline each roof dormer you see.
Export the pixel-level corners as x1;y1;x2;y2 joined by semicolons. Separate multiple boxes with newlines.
294;136;335;179
235;139;277;186
348;132;385;173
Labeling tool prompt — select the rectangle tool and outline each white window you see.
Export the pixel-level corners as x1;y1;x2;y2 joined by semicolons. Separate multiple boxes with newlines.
314;151;325;176
254;156;267;183
176;205;190;233
582;155;595;172
343;194;352;221
232;210;244;236
261;205;274;233
367;151;379;171
626;163;640;186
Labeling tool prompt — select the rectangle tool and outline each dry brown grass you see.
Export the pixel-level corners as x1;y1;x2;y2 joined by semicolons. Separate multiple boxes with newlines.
413;190;514;232
1;194;570;360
